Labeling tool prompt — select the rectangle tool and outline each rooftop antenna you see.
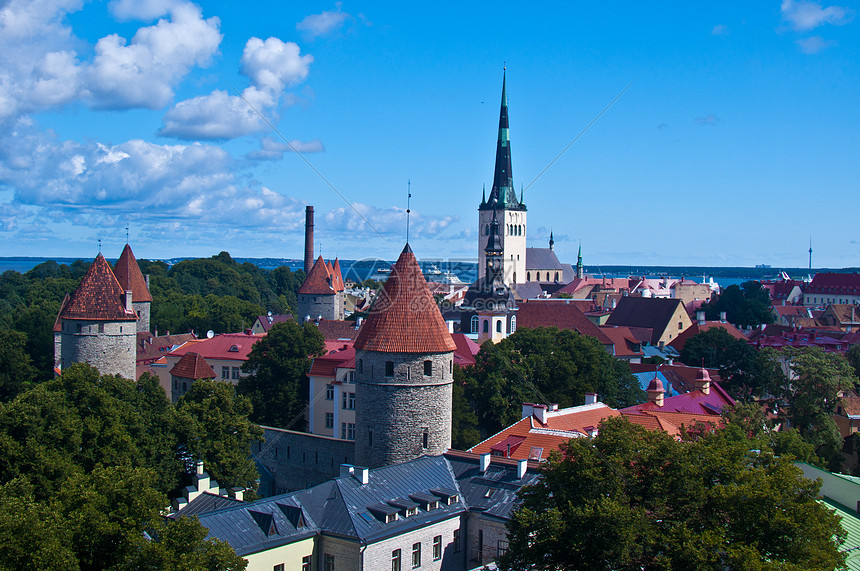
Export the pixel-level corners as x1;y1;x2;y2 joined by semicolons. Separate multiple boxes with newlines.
406;179;412;244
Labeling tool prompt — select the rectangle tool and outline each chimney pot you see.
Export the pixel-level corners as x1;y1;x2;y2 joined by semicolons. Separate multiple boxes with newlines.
584;393;598;406
196;461;204;476
517;459;528;479
479;453;491;473
340;464;354;478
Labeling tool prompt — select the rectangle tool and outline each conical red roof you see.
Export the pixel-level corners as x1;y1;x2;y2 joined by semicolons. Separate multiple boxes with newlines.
58;254;137;322
299;256;337;295
170;352;216;380
113;244;152;303
355;245;456;353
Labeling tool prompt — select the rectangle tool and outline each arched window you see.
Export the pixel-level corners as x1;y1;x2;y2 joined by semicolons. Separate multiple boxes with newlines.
483;320;489;333
510;315;517;333
555;272;559;282
527;272;531;282
470;315;479;333
496;320;502;333
513;272;517;283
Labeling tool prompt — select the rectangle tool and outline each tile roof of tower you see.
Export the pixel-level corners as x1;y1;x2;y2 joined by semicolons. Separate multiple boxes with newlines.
113;244;152;302
58;254;138;322
354;244;456;353
170;352;216;380
298;256;345;295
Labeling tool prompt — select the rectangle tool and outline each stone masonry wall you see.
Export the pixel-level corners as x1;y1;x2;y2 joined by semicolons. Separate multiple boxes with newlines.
255;427;355;495
298;293;336;322
361;514;465;571
61;319;136;379
133;301;150;333
354;350;453;468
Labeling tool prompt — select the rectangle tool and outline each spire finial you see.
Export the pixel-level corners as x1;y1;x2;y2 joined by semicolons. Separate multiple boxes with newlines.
406;179;412;244
98;237;102;253
125;224;129;244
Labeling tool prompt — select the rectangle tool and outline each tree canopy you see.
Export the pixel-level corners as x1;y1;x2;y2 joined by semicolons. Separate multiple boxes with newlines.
700;280;773;328
500;416;846;570
239;320;325;430
456;327;644;443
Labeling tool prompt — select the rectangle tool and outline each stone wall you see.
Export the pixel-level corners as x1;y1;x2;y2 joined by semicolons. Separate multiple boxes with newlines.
133;301;150;333
60;319;136;379
354;350;453;468
362;514;465;571
298;293;336;322
255;427;355;495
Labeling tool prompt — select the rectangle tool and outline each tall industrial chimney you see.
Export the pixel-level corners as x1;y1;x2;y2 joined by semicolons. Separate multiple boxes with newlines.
304;205;314;274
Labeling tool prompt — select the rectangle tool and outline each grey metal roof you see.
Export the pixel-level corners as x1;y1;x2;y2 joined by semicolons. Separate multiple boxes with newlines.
525;248;564;270
169;492;243;520
447;456;540;522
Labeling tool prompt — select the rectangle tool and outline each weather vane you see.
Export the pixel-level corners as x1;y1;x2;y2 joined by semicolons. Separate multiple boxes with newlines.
125;224;129;244
406;180;412;244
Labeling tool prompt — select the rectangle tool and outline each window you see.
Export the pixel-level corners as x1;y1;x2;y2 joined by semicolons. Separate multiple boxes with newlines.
274;565;284;571
510;315;517;333
325;385;334;400
232;366;240;380
98;323;104;333
368;429;373;447
358;359;363;373
325;412;334;429
346;371;355;383
423;360;432;376
412;542;421;568
496;320;502;333
342;392;355;410
301;556;311;571
453;529;461;553
497;540;509;557
678;321;683;330
483;320;489;334
341;422;355;440
433;535;442;560
385;361;394;377
221;366;230;379
392;549;402;571
324;554;335;571
422;428;429;449
527;272;531;281
470;315;479;333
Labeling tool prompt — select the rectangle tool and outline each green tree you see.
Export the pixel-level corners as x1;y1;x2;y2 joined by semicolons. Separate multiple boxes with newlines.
500;417;846;570
701;281;774;328
0;328;38;400
239;320;324;429
461;327;644;439
451;366;481;449
846;344;860;380
125;516;247;571
680;327;781;399
176;379;262;489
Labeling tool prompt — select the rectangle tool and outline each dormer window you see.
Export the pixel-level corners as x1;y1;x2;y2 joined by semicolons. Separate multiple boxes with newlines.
229;345;239;352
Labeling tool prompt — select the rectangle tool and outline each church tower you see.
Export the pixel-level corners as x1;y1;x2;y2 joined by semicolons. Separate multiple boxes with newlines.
354;244;456;468
478;72;527;286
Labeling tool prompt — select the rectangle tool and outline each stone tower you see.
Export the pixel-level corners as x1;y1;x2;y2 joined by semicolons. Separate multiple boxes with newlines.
297;255;345;321
354;244;456;468
113;244;152;333
478;72;527;286
56;253;138;379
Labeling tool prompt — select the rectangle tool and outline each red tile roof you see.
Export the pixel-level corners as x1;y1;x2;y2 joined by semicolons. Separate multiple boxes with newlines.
308;345;356;377
299;256;345;295
451;333;481;367
58;254;138;322
354;244;456;353
623;410;723;438
253;314;293;333
137;332;197;364
170;352;216;379
113;244;152;303
168;331;262;361
516;299;613;345
620;380;734;416
598;326;643;357
468;403;620;460
806;272;860;295
316;319;362;341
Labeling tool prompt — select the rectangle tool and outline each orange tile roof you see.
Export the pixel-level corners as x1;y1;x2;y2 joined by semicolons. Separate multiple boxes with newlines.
469;403;620;460
354;244;456;354
113;244;152;303
58;254;137;322
170;352;216;379
299;256;345;296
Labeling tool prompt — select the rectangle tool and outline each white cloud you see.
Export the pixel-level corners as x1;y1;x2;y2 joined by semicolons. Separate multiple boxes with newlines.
781;0;854;31
711;24;730;36
247;136;325;160
297;3;350;38
108;0;182;20
87;2;222;109
160;37;312;140
324;202;458;239
241;37;313;92
796;35;835;52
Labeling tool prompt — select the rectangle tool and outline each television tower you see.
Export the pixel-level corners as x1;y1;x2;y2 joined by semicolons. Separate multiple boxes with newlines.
808;237;813;271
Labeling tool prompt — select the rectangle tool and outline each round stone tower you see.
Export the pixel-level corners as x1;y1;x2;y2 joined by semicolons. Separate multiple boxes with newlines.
354;244;456;468
57;253;138;379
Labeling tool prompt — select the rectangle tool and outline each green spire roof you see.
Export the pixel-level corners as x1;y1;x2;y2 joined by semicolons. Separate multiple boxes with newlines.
481;71;525;211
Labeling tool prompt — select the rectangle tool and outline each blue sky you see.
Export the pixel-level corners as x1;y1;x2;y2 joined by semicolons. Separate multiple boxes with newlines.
0;1;857;268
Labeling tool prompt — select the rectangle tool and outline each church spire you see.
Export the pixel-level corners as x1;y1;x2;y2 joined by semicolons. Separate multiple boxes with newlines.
482;71;523;211
576;242;584;279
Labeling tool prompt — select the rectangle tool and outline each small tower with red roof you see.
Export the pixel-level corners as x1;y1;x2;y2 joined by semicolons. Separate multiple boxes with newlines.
297;256;345;321
170;352;216;401
113;244;152;333
55;253;138;379
354;244;457;468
